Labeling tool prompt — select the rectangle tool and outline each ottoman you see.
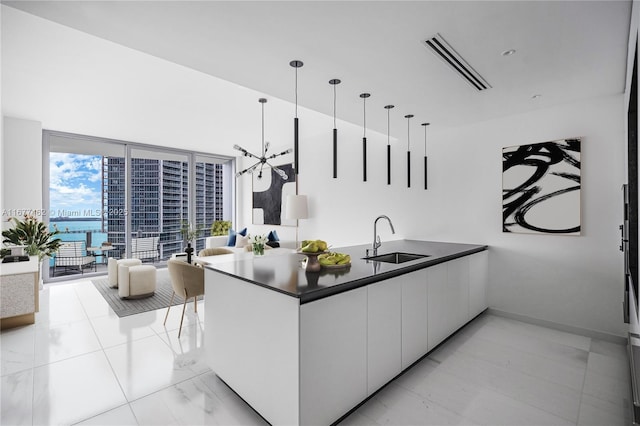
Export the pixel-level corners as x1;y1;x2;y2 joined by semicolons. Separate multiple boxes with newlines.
118;264;156;299
108;258;142;288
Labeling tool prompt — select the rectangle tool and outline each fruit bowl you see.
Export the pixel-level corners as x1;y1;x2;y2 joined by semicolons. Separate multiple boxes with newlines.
321;262;351;270
318;252;351;269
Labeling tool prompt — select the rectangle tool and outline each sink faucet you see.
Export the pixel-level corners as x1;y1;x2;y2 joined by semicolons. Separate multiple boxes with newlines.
370;215;396;257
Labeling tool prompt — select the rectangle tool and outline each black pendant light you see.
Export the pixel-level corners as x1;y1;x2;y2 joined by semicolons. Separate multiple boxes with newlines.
290;60;303;175
384;105;394;185
405;114;414;188
329;79;341;179
360;93;371;182
422;122;430;190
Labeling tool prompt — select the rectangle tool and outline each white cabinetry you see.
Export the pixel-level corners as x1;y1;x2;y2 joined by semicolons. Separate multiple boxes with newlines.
448;256;470;330
206;270;301;426
469;250;489;318
427;252;488;351
367;279;402;395
427;262;450;350
401;269;429;369
206;248;488;426
0;257;39;330
300;287;368;426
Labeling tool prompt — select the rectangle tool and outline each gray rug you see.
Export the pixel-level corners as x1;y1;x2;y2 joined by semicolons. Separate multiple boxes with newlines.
92;268;195;317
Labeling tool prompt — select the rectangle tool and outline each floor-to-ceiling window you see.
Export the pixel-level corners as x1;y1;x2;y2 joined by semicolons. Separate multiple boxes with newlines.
44;131;234;282
195;155;226;252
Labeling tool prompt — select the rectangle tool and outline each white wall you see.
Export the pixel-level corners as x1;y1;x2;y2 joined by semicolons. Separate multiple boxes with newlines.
1;6;627;336
297;95;625;337
2;117;43;226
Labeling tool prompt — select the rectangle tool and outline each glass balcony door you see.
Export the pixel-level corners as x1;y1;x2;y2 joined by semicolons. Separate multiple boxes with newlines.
45;133;126;280
128;148;190;261
44;131;234;282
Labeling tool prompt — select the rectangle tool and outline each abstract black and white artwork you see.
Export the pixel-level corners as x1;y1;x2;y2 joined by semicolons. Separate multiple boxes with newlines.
252;163;297;226
502;138;581;235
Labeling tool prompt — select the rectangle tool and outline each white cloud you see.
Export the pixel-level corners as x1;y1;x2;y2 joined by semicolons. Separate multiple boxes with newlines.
49;153;102;215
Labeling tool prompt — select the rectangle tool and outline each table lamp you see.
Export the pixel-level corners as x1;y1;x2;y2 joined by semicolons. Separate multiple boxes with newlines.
286;194;308;249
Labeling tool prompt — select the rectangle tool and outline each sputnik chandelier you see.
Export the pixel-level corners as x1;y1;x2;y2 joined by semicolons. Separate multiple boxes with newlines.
234;98;293;180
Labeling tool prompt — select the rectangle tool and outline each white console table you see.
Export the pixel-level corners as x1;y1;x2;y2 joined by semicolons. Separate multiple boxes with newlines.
0;256;39;329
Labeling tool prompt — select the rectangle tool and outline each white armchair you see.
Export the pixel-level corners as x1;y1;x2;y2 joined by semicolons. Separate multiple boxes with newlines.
107;258;142;287
118;264;156;299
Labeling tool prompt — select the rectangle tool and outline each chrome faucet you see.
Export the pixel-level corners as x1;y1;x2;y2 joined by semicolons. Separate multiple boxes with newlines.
370;215;395;257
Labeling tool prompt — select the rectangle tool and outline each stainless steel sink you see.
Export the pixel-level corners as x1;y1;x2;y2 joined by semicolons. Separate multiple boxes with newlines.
364;252;430;264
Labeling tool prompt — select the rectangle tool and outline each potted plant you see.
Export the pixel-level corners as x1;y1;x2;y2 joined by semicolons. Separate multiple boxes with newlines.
180;221;201;248
2;214;62;286
248;233;268;256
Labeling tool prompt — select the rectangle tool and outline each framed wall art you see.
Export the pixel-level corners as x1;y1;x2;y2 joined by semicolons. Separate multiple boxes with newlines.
252;163;297;226
502;138;581;235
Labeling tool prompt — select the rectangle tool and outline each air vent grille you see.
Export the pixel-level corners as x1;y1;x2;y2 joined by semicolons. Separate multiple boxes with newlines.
424;33;491;91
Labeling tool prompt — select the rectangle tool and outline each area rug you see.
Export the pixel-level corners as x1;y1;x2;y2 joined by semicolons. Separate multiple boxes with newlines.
92;268;194;317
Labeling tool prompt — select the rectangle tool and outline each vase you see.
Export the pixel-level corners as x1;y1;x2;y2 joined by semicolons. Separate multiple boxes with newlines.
253;243;265;256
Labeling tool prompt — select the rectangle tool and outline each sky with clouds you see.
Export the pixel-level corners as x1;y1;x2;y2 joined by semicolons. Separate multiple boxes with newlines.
49;153;102;218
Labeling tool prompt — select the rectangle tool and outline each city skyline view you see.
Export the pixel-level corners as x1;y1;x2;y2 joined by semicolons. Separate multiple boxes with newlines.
47;149;224;259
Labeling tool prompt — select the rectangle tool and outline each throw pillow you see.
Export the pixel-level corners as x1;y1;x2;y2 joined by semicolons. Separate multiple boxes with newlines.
268;230;280;242
226;227;248;246
235;234;249;248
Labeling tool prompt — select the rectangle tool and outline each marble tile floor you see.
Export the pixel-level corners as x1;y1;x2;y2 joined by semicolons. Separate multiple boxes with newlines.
0;278;632;425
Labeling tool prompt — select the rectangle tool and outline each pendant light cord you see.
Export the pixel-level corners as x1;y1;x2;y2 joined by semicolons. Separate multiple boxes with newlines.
295;67;298;119
262;101;265;154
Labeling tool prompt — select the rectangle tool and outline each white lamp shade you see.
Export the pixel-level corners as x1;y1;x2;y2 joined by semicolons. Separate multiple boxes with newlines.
286;194;309;220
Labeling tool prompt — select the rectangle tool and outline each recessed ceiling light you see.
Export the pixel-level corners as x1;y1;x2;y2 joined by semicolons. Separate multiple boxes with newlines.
502;49;516;57
531;94;542;99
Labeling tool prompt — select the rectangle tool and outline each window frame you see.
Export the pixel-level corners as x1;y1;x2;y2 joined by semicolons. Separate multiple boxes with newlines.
43;130;235;283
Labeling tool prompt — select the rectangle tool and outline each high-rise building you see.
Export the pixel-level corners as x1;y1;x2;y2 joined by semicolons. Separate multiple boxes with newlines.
103;157;224;260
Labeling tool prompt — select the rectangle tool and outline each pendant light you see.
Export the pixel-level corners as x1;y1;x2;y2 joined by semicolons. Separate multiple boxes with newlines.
290;60;303;175
422;122;430;190
384;105;394;185
234;98;292;180
360;93;371;182
329;79;341;178
405;114;414;188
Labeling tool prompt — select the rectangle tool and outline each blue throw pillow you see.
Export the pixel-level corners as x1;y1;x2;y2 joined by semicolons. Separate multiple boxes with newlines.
268;230;280;242
227;228;247;246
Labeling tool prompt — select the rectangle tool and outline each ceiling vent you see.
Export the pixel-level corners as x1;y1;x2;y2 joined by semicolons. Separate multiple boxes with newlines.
424;33;491;91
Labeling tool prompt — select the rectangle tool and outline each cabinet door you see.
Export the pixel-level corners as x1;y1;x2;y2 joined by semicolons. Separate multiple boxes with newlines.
447;256;470;331
300;287;368;426
427;262;449;351
367;279;402;395
401;269;428;369
469;251;489;318
0;273;36;318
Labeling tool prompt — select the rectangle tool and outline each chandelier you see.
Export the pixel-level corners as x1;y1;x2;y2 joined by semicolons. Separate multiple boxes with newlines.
235;98;292;180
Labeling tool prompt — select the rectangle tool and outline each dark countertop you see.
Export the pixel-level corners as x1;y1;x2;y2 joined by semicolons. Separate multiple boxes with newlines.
200;239;487;304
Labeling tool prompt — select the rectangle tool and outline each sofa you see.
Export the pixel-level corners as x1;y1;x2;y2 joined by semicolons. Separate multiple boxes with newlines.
205;228;296;253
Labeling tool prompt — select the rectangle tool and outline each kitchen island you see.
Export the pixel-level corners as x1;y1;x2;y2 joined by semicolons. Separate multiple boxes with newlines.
201;239;488;425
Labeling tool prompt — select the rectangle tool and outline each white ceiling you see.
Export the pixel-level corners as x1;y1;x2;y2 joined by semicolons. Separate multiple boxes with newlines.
2;0;632;134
